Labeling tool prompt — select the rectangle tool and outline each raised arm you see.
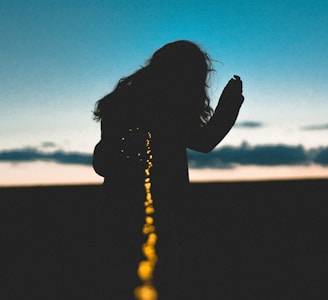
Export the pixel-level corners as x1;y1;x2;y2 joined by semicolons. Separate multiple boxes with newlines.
187;75;244;153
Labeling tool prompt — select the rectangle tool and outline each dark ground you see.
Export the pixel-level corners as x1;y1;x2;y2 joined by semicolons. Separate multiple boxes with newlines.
2;179;328;300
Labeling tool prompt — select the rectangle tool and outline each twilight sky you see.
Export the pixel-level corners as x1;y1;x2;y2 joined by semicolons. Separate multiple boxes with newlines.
1;0;328;185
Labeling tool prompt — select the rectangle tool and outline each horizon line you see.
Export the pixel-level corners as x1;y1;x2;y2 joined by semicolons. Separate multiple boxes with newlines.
1;176;327;189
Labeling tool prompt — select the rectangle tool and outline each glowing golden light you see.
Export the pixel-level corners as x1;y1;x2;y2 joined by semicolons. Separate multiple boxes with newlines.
145;206;155;214
134;284;158;300
134;131;159;300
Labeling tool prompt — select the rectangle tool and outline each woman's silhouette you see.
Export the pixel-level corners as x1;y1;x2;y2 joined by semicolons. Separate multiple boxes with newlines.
93;40;244;299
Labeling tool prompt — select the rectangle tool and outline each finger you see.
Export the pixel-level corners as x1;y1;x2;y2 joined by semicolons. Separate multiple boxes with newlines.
233;75;243;92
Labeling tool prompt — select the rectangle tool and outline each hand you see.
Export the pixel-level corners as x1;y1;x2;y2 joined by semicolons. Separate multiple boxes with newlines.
216;75;244;126
219;75;244;107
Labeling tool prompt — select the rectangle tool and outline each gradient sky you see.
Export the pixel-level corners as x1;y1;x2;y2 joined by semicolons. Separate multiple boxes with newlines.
1;0;328;185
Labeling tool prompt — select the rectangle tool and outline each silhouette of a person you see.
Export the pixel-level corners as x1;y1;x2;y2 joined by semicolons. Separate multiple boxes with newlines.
92;40;244;299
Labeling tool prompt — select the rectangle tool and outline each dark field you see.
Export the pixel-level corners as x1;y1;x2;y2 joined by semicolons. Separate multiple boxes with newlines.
3;179;328;299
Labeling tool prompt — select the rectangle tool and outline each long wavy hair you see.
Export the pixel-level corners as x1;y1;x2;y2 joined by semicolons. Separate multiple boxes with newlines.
93;40;214;127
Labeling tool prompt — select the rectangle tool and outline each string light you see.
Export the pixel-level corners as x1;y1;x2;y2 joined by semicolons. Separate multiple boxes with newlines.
134;131;159;300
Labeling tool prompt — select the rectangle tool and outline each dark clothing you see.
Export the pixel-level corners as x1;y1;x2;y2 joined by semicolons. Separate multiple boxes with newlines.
92;95;235;299
93;92;233;190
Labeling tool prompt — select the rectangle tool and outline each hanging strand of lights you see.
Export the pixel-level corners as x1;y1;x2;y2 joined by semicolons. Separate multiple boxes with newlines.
134;131;158;300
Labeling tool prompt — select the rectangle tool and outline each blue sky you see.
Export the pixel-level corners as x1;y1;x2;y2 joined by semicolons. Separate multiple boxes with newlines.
1;0;327;185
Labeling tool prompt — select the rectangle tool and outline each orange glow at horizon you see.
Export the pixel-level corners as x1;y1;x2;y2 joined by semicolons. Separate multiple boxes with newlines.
188;165;328;182
0;162;327;187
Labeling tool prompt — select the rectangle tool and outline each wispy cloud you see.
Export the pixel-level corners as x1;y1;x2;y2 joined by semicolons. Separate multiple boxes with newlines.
1;143;328;168
41;141;57;148
301;123;328;131
234;121;264;129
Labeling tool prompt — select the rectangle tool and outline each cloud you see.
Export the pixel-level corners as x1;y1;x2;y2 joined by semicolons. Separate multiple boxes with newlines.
41;141;57;148
0;147;92;165
234;121;264;128
188;143;328;168
313;147;328;166
301;123;328;131
1;143;328;168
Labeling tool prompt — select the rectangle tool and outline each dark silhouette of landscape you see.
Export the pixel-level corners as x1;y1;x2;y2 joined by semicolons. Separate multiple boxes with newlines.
3;179;327;299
